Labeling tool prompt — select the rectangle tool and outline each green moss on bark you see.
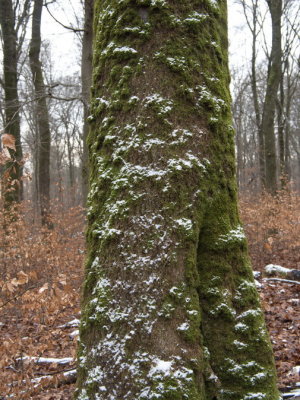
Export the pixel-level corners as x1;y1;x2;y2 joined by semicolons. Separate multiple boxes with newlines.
76;1;279;399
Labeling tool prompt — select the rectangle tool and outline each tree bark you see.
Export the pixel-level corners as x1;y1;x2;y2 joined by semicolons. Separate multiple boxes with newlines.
277;65;285;187
29;0;51;225
284;77;291;182
242;0;265;188
278;56;293;189
261;0;282;194
0;0;23;204
81;0;94;206
76;1;279;399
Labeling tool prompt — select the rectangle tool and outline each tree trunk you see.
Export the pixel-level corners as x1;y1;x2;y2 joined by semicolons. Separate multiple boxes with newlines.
76;1;279;399
29;0;51;226
261;0;282;194
277;68;285;187
66;126;76;206
0;0;23;204
81;0;94;206
249;0;265;188
283;60;293;186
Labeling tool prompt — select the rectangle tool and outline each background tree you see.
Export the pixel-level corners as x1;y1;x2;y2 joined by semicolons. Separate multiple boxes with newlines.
81;0;94;205
48;76;83;207
232;0;300;193
76;1;279;399
0;0;30;204
277;0;300;187
239;0;266;188
29;0;52;225
261;0;282;194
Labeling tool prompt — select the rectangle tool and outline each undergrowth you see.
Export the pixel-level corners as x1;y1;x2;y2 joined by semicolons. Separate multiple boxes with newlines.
240;191;300;271
0;201;85;399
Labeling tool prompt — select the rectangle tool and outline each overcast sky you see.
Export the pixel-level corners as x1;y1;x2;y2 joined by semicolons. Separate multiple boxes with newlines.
42;0;82;75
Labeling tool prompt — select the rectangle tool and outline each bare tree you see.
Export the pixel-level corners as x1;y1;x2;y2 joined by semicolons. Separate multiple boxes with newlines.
277;0;300;187
29;0;52;225
81;0;94;205
239;0;266;187
0;0;30;204
234;0;300;194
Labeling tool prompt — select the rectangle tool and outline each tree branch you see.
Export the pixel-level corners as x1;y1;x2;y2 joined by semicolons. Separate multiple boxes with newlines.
45;2;84;33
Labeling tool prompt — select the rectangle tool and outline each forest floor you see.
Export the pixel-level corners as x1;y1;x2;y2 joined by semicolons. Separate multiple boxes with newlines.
0;192;299;399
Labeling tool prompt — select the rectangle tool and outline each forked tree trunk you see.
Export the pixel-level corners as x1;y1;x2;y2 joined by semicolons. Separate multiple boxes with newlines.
0;0;23;204
76;1;279;399
29;0;51;225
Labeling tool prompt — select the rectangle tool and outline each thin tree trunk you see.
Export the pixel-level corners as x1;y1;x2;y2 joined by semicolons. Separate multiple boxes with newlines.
284;92;291;182
240;0;265;189
235;110;243;189
250;0;265;188
0;0;23;204
277;66;285;187
283;64;292;185
29;0;51;226
76;1;279;399
66;127;75;206
81;0;94;206
261;0;282;194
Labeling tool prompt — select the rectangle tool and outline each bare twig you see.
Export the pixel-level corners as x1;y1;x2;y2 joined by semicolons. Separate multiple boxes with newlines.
0;285;37;309
45;2;84;33
35;367;76;377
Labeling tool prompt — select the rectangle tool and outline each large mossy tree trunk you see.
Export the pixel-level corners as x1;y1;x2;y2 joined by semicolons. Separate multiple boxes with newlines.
0;0;23;204
76;1;279;399
29;0;51;225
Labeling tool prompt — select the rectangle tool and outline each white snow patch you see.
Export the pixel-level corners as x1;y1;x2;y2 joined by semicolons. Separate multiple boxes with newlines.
169;285;184;298
150;0;167;6
292;365;300;374
265;264;291;275
218;225;246;243
234;322;249;332
185;11;208;23
233;340;248;350
70;329;79;338
253;271;261;279
175;218;193;231
19;356;74;365
96;97;110;107
113;46;138;55
255;279;262;288
281;388;300;398
237;309;261;320
144;94;173;115
143;138;165;150
186;309;198;316
149;359;173;377
210;302;236;317
58;318;80;328
208;372;219;382
86;365;103;384
165;56;187;69
177;322;190;332
243;393;267;400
